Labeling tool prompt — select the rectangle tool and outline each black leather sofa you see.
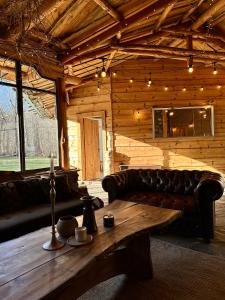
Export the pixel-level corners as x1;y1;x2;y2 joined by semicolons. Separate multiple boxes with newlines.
102;169;224;241
0;170;103;243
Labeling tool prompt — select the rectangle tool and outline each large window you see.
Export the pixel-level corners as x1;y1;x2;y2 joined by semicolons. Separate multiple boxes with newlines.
153;106;214;139
0;57;59;171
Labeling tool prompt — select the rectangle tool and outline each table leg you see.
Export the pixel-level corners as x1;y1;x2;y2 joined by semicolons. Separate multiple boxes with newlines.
125;232;153;280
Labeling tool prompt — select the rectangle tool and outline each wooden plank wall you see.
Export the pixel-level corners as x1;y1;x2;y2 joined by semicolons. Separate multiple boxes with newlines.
66;79;113;179
111;59;225;175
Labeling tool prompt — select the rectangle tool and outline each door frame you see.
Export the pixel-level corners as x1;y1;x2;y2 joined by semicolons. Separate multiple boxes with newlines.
78;111;106;180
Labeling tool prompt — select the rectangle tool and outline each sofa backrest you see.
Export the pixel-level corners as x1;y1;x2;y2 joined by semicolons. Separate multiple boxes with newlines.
127;169;206;195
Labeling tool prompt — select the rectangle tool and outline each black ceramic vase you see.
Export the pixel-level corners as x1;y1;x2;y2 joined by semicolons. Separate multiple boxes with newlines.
81;196;98;234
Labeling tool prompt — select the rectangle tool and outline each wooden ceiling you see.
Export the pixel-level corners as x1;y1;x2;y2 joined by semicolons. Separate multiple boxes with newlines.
1;0;225;88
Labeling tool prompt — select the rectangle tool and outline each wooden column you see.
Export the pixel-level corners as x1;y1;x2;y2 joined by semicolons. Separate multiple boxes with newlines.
57;78;69;169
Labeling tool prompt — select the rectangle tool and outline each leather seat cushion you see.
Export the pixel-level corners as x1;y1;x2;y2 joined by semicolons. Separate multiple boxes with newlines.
121;191;196;214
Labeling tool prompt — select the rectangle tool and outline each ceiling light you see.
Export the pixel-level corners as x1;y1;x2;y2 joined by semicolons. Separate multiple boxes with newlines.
97;81;100;92
164;86;168;91
112;71;117;77
129;78;133;83
101;66;106;78
182;87;186;92
188;55;194;73
169;111;174;116
200;87;204;92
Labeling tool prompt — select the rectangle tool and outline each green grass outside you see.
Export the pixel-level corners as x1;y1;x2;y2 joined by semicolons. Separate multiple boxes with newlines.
0;157;52;171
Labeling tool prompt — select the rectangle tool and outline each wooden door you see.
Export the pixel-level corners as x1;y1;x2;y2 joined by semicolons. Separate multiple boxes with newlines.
83;118;100;180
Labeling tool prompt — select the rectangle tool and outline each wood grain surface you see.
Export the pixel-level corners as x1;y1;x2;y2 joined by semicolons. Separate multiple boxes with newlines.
0;200;181;300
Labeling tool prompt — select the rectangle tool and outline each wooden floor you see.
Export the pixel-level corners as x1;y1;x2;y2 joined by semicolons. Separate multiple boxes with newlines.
82;180;225;243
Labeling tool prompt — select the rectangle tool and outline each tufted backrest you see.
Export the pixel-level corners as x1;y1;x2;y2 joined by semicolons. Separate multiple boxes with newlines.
128;169;206;195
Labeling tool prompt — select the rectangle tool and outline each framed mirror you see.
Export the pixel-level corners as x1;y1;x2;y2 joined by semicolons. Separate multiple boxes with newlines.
153;105;214;138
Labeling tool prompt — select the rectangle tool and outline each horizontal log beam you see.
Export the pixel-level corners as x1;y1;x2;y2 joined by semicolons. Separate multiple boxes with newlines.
121;31;170;45
155;1;177;31
93;0;123;21
191;0;225;30
64;75;82;85
63;47;112;65
62;0;175;63
116;49;225;64
112;44;225;60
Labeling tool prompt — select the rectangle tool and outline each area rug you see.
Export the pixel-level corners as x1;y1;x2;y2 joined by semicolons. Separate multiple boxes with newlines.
78;238;225;300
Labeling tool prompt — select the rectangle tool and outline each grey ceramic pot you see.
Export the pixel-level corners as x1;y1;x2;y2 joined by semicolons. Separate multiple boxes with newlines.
56;215;78;238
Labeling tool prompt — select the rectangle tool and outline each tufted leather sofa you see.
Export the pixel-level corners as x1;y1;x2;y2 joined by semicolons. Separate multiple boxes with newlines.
102;169;224;241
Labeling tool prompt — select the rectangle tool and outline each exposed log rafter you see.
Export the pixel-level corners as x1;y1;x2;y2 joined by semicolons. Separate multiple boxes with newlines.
92;0;123;22
154;1;177;31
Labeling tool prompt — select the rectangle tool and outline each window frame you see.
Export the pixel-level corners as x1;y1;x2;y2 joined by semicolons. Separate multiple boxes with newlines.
152;105;215;139
0;57;60;172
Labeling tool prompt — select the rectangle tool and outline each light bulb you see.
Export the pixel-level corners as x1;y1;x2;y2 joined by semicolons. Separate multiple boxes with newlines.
148;79;152;85
213;63;217;75
188;66;193;73
112;71;117;77
164;86;168;91
217;85;222;89
95;72;99;78
101;67;106;78
200;87;204;92
129;78;133;83
182;87;186;92
169;111;174;116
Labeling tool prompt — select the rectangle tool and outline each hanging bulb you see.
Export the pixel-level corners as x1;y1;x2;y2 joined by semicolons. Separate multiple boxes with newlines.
164;86;168;91
95;68;99;78
101;66;106;78
97;81;100;92
112;71;117;77
129;78;133;83
182;87;186;92
213;62;218;75
200;87;204;92
147;72;152;85
188;55;194;73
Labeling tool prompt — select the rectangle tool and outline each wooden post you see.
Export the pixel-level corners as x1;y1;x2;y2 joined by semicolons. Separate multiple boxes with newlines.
57;78;70;169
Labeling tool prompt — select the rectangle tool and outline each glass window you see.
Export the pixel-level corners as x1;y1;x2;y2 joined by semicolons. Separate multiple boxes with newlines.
0;85;20;171
153;106;214;138
23;90;59;170
0;57;16;84
0;58;58;172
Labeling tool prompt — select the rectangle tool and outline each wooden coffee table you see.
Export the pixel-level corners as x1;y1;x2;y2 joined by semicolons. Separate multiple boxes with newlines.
0;200;181;300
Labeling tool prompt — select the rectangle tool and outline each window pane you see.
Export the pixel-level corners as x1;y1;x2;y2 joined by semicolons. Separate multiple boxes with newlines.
0;57;16;84
22;65;56;93
153;106;213;138
0;85;20;171
23;89;59;170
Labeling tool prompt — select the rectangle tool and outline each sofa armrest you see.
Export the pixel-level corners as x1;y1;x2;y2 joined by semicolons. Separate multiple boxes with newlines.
102;172;129;202
195;172;224;202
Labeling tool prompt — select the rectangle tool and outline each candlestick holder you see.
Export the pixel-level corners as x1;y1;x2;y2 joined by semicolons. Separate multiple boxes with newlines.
42;172;65;251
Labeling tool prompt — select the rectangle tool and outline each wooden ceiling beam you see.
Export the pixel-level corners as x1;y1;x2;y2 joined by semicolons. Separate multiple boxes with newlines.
105;50;116;71
191;0;225;30
92;0;123;22
121;31;170;45
63;47;112;65
209;10;225;27
62;0;177;63
112;44;225;60
181;0;205;23
116;49;224;63
154;1;177;31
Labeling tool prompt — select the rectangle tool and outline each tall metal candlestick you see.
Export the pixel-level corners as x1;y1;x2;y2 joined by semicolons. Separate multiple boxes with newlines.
42;171;65;251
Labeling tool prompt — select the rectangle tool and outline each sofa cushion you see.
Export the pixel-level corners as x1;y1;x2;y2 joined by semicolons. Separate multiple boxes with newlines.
0;182;22;213
41;174;71;201
0;198;84;242
14;178;47;206
121;191;196;214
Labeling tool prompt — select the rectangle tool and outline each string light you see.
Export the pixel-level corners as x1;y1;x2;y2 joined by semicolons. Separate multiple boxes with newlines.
147;72;152;86
217;85;222;89
97;81;100;92
101;58;106;78
95;68;99;78
182;87;186;92
164;86;168;91
213;62;218;75
112;71;117;77
129;78;133;83
200;87;204;92
188;55;194;73
169;111;174;116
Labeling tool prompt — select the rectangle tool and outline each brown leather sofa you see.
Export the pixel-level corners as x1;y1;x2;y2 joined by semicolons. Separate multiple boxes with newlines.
0;170;104;243
102;169;224;241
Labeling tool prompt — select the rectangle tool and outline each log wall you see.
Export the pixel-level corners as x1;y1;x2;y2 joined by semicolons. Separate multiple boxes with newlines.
67;79;113;179
111;59;225;175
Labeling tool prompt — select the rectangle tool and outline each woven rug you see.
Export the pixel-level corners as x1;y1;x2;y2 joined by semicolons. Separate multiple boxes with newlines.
78;238;225;300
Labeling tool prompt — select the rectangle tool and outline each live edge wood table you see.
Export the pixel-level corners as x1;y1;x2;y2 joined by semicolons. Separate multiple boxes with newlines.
0;200;181;300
